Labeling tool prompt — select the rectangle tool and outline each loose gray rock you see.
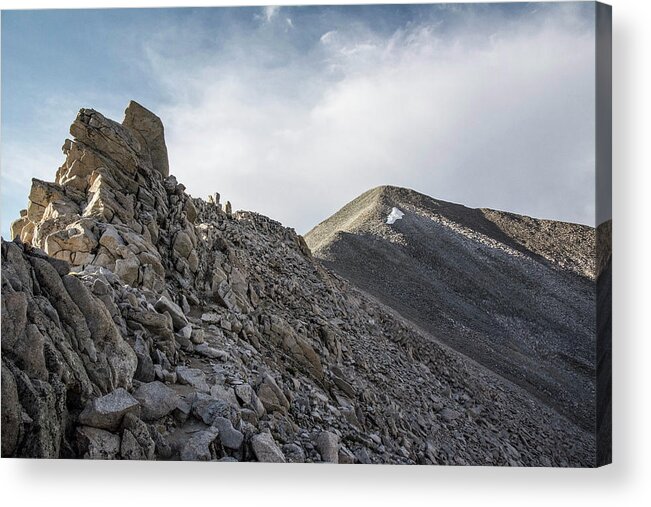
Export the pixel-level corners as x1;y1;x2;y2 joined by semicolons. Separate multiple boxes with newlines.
155;296;188;331
210;384;240;409
234;383;266;418
176;366;210;392
251;432;286;463
195;343;229;361
190;328;205;344
178;325;192;340
133;381;179;421
439;408;461;423
256;374;290;414
180;427;219;461
76;426;121;460
121;413;156;460
282;443;306;463
315;431;340;463
192;393;232;425
213;417;244;450
78;388;140;431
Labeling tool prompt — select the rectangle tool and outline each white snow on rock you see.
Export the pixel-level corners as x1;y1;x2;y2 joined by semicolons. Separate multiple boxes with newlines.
386;207;405;225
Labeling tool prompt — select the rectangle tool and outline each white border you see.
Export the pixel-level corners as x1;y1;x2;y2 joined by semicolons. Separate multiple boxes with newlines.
1;0;649;505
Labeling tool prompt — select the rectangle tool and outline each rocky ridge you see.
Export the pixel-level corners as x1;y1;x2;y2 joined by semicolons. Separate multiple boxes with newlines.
2;103;595;465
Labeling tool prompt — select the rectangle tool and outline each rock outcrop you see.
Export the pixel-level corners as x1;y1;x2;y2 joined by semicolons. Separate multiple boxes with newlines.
2;103;596;465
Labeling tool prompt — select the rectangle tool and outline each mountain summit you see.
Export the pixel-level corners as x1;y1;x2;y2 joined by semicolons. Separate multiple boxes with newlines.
305;185;597;430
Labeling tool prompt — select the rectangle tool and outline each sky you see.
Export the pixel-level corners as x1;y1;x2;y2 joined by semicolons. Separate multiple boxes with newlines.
1;3;597;237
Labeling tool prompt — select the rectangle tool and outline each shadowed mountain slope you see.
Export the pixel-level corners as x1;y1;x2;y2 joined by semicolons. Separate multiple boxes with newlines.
306;186;597;431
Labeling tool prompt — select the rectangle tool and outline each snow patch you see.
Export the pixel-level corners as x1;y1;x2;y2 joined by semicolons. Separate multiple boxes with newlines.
386;207;405;225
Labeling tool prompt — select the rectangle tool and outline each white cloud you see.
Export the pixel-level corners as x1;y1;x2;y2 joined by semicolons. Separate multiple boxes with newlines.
147;8;595;233
320;30;337;44
263;6;279;23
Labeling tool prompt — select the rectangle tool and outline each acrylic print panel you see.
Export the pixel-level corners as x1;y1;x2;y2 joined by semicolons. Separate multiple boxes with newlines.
0;2;611;466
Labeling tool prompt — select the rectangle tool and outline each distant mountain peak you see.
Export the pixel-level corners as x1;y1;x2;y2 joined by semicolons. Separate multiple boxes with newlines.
305;186;597;431
307;186;595;279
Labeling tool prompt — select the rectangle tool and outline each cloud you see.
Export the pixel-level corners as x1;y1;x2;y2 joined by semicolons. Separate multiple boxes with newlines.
144;5;595;233
1;5;596;238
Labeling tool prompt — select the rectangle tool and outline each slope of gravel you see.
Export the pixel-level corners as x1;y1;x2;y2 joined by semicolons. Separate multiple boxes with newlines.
306;185;597;432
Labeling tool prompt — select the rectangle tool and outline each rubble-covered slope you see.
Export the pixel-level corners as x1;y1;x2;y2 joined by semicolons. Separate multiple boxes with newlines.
2;103;595;465
306;185;597;432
